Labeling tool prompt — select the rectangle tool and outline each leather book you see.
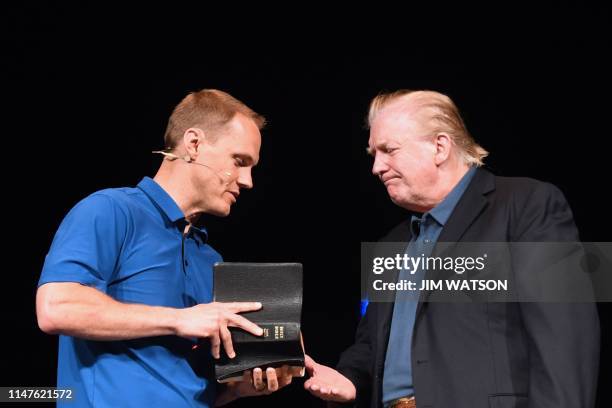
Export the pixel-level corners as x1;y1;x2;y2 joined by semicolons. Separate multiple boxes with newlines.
213;262;305;383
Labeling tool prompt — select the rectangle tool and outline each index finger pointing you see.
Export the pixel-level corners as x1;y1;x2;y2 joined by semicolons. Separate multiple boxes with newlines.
227;313;264;336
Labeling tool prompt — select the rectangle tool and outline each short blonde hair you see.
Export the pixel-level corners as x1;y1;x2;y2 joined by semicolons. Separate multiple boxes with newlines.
368;90;488;166
163;89;266;149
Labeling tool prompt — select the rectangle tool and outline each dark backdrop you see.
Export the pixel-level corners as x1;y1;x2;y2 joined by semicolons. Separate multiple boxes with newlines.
6;4;611;407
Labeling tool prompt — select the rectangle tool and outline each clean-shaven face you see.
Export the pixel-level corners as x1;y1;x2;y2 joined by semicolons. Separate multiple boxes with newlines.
368;105;440;212
193;113;261;217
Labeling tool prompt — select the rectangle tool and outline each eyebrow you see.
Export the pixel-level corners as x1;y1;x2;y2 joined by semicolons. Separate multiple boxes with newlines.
366;140;392;156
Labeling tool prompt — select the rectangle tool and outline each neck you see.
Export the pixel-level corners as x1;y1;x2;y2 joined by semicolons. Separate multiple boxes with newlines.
421;162;472;212
153;161;205;223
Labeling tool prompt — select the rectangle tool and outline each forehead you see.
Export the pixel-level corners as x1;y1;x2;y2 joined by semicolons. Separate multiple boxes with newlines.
369;104;431;146
218;114;261;159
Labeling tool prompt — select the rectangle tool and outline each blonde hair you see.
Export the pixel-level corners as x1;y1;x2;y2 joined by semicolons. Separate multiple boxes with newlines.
163;89;266;149
368;90;488;166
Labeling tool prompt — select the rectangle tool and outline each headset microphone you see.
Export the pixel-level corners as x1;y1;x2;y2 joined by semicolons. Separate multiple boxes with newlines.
152;150;233;185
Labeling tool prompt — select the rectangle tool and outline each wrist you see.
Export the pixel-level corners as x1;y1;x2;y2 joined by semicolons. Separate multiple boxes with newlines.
164;307;182;336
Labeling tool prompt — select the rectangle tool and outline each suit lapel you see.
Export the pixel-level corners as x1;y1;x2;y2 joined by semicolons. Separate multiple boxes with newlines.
415;168;496;317
436;168;495;243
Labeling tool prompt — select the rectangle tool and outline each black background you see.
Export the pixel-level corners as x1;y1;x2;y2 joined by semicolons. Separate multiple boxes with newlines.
5;4;611;407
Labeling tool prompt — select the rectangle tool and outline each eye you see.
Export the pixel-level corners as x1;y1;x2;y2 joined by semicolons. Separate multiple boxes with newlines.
234;157;245;167
384;147;397;154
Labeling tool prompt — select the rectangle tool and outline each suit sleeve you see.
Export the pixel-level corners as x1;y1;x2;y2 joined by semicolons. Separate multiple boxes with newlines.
336;302;375;406
514;182;600;408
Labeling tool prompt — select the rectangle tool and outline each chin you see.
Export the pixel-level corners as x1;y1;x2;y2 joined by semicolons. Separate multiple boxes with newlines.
387;189;404;206
209;204;232;217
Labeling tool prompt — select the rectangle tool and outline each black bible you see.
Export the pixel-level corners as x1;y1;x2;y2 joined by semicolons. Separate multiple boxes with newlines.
213;262;305;383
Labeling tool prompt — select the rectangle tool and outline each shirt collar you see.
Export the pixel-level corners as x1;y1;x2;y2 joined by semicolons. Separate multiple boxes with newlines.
427;166;477;227
137;177;208;242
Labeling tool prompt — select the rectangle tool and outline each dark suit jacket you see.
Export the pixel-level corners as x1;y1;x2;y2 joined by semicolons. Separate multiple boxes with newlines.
336;168;600;408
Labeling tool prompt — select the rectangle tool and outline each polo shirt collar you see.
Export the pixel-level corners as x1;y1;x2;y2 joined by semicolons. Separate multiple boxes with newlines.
137;177;209;242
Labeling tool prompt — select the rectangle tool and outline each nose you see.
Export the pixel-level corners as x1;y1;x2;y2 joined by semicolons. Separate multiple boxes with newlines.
236;167;253;190
371;153;389;178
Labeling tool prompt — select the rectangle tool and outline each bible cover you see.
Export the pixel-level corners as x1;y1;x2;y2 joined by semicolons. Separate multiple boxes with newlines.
213;262;304;383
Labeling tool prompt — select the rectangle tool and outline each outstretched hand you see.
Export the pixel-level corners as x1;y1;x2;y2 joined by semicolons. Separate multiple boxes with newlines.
303;354;356;402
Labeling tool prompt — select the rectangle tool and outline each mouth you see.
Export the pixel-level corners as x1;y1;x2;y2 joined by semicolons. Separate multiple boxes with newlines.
382;176;399;186
228;191;239;203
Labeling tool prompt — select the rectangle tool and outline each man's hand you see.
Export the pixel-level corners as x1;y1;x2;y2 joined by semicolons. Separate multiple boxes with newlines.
174;302;263;358
303;354;356;402
216;365;303;406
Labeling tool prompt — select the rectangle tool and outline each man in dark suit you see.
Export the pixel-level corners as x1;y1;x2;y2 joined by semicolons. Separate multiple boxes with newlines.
304;90;600;407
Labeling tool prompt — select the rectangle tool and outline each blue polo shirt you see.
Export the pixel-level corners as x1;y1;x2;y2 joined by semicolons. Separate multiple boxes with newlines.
38;177;221;407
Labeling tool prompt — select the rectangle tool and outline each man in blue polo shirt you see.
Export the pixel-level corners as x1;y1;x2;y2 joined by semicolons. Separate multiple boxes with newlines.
36;89;297;407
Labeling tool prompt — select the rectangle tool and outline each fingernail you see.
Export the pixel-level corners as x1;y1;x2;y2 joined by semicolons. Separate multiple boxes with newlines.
255;302;262;308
